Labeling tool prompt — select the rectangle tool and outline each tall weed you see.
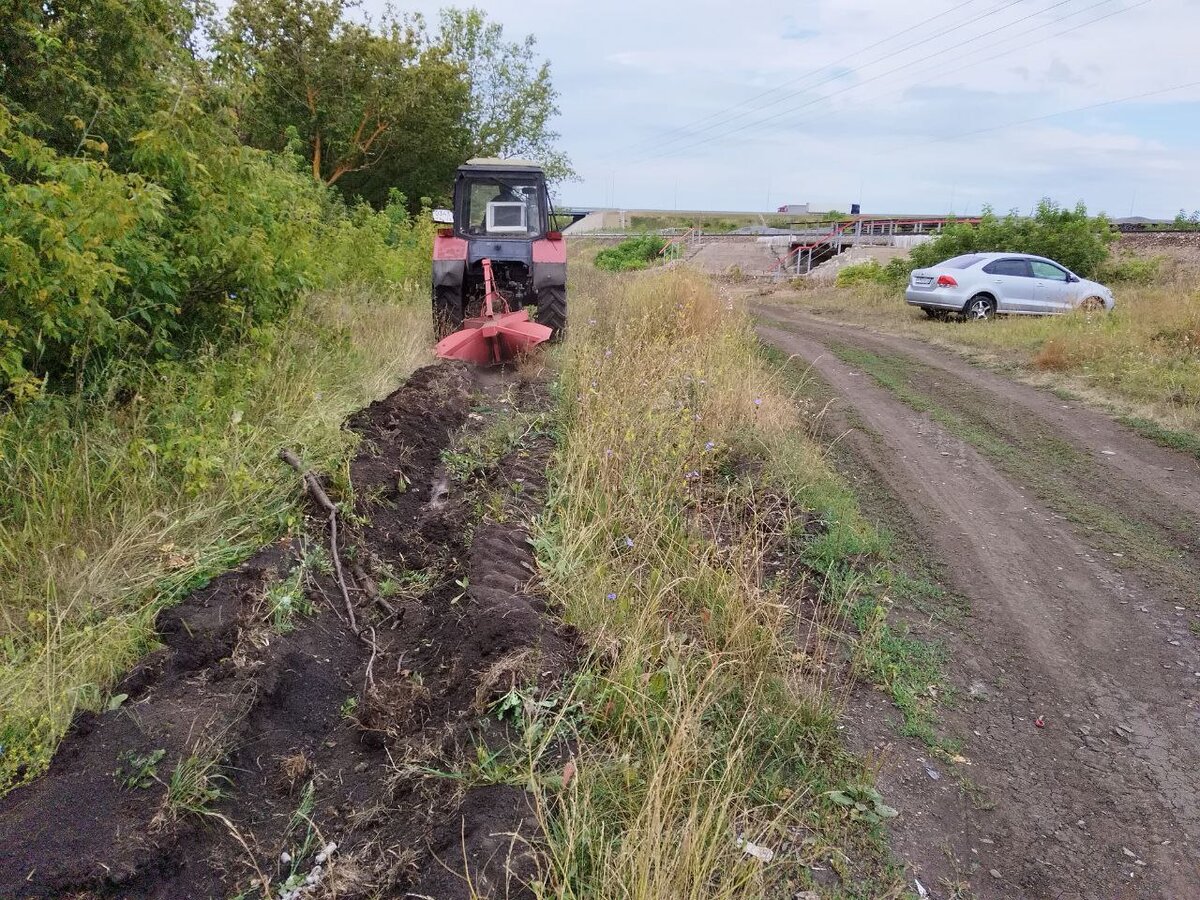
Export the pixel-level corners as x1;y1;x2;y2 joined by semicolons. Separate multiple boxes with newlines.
534;268;897;896
0;290;430;788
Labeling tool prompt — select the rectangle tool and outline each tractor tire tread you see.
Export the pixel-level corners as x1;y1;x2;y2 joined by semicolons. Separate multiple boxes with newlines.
537;285;567;340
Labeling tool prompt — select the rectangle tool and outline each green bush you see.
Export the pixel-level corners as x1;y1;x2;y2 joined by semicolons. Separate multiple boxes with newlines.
835;260;890;287
594;234;675;272
1097;255;1162;285
869;200;1117;290
0;101;429;400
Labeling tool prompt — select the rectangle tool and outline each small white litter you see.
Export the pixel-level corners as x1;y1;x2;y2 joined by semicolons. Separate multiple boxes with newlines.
736;837;775;862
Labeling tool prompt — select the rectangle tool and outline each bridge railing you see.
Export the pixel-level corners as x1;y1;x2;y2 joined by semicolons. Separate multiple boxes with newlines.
771;216;984;276
659;226;702;257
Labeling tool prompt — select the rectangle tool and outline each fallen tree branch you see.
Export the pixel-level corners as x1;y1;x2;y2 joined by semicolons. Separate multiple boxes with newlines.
351;561;398;618
279;448;359;635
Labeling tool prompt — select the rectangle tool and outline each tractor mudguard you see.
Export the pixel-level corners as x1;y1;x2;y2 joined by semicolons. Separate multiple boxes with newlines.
433;232;467;291
433;259;465;291
531;237;567;291
532;262;566;292
433;232;467;290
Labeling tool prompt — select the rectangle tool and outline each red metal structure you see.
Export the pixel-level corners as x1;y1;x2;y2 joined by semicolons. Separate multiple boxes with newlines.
435;258;552;364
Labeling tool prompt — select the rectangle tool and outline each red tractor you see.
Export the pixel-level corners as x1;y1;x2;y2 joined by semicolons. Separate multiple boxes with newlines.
432;159;567;359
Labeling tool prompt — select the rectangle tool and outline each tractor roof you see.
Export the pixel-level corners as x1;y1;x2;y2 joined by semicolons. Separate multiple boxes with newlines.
459;157;545;173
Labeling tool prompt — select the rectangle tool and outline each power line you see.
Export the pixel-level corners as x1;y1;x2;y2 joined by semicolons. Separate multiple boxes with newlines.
633;0;1084;163
604;0;984;158
913;76;1200;146
614;0;1031;162
736;0;1145;149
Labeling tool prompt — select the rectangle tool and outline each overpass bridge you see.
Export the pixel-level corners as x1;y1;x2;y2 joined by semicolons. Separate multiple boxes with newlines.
566;215;983;277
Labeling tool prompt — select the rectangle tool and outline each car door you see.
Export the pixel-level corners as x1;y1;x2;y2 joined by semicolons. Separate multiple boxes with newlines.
1029;260;1073;313
981;257;1036;312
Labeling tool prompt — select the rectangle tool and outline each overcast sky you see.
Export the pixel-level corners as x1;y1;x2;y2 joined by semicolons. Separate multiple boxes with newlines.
391;0;1199;217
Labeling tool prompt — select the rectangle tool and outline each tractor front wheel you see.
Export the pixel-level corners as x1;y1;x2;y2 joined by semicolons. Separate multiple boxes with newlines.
537;285;567;340
433;285;464;339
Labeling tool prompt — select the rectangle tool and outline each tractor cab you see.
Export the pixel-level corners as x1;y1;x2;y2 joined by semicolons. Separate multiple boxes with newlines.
432;159;567;343
454;165;549;240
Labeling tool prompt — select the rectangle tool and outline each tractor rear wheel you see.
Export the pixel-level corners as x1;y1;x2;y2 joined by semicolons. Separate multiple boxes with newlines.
432;285;464;339
537;285;567;340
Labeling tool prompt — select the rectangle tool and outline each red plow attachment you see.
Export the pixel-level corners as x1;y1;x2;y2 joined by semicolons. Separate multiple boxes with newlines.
435;258;552;365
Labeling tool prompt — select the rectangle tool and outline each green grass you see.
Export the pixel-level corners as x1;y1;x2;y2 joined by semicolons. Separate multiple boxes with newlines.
0;288;431;791
265;566;313;633
1118;415;1200;462
165;747;230;819
527;266;930;897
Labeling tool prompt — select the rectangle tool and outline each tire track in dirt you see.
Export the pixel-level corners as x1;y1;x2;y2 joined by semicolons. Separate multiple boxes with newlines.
754;308;1200;900
0;363;577;899
756;304;1200;526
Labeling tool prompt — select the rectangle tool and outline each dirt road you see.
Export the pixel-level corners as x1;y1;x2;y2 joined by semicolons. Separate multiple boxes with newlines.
754;302;1200;900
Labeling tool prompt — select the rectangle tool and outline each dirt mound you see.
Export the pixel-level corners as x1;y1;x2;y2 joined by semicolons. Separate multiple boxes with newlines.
0;363;578;899
1116;231;1200;269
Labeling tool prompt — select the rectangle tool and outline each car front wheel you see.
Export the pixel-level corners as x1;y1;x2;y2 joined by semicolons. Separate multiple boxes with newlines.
963;295;995;321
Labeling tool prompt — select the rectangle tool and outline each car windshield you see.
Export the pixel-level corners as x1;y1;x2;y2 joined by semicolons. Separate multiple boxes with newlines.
939;254;986;269
463;176;543;237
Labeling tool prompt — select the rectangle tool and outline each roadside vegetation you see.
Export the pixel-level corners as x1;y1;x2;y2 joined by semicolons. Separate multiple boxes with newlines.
593;234;680;271
834;200;1115;290
530;265;947;896
0;0;569;789
784;202;1200;438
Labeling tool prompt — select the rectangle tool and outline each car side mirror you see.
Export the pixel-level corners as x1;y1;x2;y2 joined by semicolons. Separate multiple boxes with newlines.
1067;274;1080;283
432;208;454;224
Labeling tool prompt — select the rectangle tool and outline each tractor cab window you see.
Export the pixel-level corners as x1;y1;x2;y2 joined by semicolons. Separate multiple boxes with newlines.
464;178;543;237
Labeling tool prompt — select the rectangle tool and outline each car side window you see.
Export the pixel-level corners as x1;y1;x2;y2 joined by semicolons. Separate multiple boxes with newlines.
982;258;1031;277
1030;260;1068;281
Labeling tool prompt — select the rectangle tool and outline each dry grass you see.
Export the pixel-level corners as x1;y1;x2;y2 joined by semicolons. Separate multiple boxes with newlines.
767;265;1200;433
0;288;431;788
532;266;902;897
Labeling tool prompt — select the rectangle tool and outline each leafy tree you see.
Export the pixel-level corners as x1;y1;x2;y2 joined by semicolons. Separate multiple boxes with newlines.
0;0;197;161
1174;210;1200;231
437;8;573;182
219;0;470;206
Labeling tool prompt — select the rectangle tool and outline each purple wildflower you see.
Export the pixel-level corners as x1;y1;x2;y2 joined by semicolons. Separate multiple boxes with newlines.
624;536;634;549
705;441;716;452
606;592;617;601
754;398;763;407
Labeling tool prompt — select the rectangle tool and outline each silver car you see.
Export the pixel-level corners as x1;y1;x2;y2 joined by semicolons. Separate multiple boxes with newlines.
905;252;1116;320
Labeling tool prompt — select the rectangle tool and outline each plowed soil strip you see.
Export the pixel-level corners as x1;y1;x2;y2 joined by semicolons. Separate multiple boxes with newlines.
755;304;1200;900
0;363;576;900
